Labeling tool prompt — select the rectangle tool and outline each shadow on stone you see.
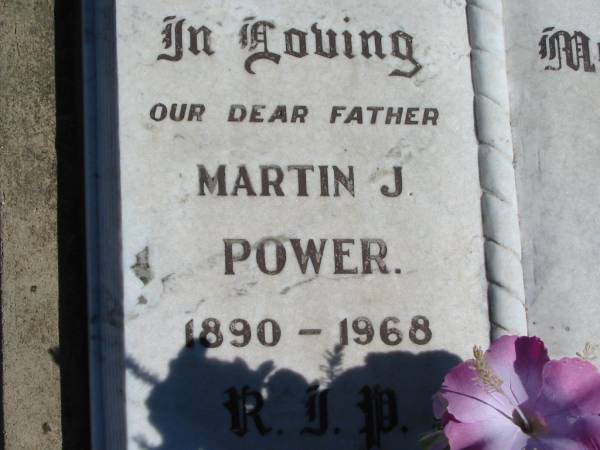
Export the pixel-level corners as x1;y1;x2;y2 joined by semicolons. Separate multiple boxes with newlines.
54;0;91;448
127;345;461;450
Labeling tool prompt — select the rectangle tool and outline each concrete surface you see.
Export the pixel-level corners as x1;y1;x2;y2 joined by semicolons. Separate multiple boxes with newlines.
0;0;62;448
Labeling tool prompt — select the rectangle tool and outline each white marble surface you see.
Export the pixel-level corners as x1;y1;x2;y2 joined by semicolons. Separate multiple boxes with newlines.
116;1;489;448
504;0;600;357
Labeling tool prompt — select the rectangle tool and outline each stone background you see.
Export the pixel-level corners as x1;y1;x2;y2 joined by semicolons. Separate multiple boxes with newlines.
0;0;89;448
3;1;600;449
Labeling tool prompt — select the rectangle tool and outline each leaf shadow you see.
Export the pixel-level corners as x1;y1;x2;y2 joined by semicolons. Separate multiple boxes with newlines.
127;344;461;450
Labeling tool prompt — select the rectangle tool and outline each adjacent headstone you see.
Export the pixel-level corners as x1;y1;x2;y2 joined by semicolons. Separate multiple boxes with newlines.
89;0;492;448
504;0;600;358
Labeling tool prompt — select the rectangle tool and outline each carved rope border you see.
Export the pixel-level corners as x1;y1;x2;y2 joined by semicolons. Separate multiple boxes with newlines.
467;0;528;339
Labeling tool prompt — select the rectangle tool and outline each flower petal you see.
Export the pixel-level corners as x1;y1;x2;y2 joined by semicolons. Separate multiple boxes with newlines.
526;415;600;450
535;357;600;417
485;335;549;405
433;392;448;420
445;416;527;450
440;361;514;423
526;436;589;450
574;415;600;449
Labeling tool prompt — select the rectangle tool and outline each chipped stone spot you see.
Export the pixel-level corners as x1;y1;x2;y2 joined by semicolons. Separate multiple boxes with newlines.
48;347;60;365
160;273;177;295
185;298;206;314
161;273;175;286
234;287;248;296
131;246;153;285
137;295;148;305
280;276;318;295
443;0;464;8
369;167;400;183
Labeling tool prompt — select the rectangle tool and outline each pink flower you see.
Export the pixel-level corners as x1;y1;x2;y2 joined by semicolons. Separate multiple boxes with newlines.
434;336;600;450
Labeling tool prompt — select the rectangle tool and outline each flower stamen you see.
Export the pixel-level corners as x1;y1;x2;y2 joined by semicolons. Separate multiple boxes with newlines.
577;342;598;361
471;346;503;393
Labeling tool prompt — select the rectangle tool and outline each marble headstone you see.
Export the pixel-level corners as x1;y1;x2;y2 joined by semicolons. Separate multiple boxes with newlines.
100;0;490;448
504;0;600;358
